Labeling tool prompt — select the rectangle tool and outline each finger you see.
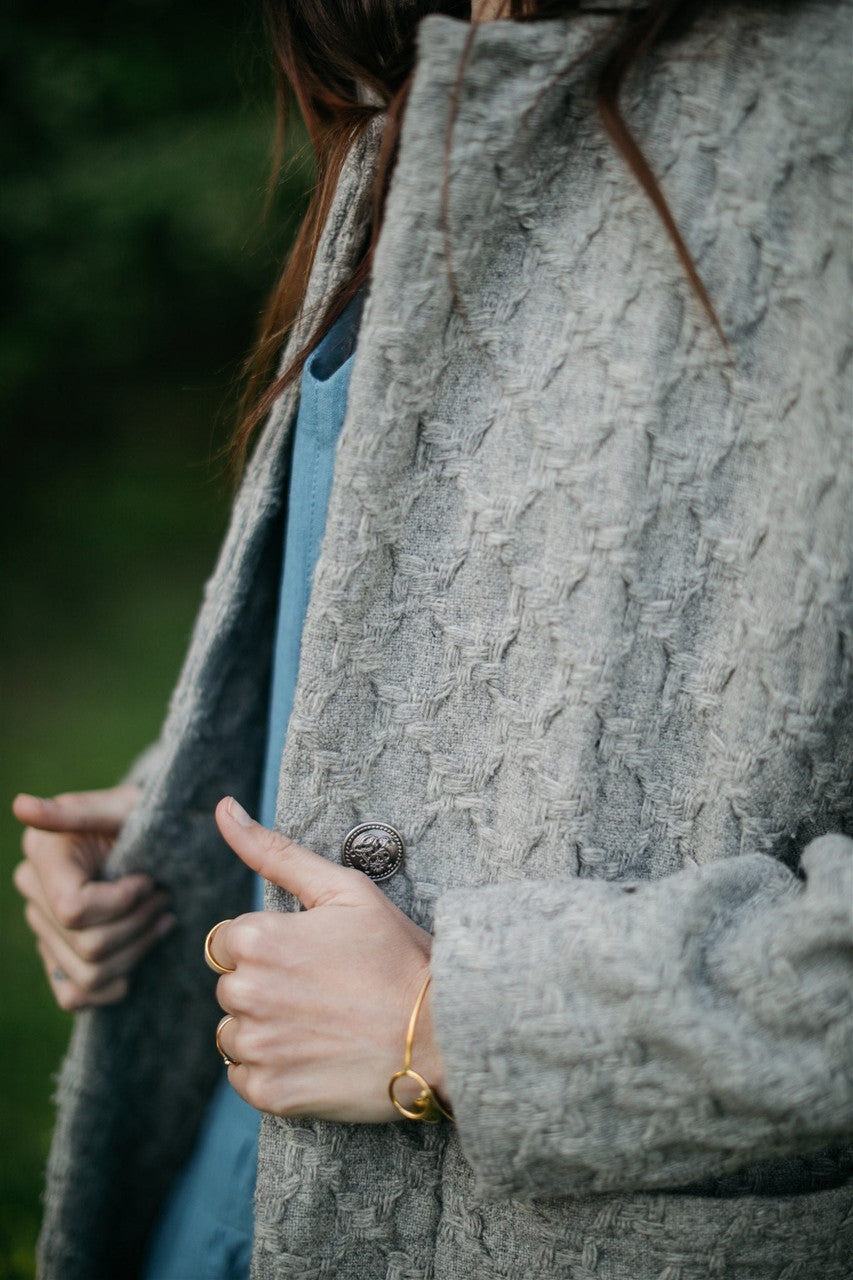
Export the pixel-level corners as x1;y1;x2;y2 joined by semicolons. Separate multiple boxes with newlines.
33;902;176;994
68;891;173;963
21;825;153;896
19;820;157;925
215;796;357;909
26;900;175;995
12;785;140;835
22;844;157;930
36;939;129;1011
17;860;171;962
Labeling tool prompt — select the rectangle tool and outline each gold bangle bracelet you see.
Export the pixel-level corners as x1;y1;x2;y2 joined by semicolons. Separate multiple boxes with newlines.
388;971;454;1123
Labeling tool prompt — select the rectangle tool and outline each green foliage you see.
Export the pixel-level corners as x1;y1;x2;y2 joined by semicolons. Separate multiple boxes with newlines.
0;0;313;455
0;2;313;1274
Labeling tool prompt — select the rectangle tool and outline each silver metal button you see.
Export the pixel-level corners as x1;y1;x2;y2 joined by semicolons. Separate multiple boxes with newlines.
341;822;405;881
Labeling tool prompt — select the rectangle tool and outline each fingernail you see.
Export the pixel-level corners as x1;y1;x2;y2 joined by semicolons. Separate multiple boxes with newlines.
155;914;177;938
227;797;254;828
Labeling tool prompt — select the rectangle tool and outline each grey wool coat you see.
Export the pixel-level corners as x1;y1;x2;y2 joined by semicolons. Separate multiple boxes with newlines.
38;3;853;1279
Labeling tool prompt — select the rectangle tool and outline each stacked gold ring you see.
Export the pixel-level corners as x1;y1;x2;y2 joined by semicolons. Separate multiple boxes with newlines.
204;919;236;975
205;921;240;1066
215;1015;240;1068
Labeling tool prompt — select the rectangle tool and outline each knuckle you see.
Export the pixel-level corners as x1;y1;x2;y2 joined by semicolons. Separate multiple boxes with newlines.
54;893;85;930
22;827;44;859
75;966;104;996
245;1075;278;1116
252;910;281;937
229;1025;250;1065
12;861;32;896
341;865;372;895
228;918;265;965
55;984;82;1012
263;829;290;855
235;1024;266;1064
257;831;291;874
217;972;255;1014
75;931;107;964
92;980;127;1006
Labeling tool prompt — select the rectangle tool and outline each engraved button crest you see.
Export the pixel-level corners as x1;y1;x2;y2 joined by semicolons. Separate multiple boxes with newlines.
341;822;404;881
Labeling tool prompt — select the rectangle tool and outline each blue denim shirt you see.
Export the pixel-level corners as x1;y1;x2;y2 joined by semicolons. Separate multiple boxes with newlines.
143;291;365;1280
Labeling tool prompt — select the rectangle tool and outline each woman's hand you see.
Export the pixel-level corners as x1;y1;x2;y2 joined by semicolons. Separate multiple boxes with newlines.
12;786;175;1011
209;796;447;1123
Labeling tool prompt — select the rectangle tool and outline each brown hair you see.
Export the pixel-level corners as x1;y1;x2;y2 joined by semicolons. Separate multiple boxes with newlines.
232;0;716;475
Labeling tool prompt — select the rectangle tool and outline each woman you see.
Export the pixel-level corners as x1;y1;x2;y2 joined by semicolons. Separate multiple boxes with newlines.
13;0;853;1277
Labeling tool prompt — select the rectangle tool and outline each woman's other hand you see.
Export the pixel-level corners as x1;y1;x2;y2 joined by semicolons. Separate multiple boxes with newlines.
12;786;175;1011
209;796;447;1123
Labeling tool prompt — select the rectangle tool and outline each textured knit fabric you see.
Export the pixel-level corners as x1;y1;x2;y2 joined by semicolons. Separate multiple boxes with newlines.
141;294;365;1280
38;5;853;1279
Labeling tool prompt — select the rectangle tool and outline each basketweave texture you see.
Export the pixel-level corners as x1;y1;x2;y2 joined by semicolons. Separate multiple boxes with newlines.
39;4;852;1279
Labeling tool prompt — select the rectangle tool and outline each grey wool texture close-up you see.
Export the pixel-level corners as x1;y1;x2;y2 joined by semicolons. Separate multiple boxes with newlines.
37;2;852;1278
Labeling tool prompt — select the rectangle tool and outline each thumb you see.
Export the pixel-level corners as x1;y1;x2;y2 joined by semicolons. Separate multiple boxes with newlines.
215;797;354;909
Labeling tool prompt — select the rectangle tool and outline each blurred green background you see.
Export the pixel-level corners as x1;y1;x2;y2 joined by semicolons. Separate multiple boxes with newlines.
0;1;311;1273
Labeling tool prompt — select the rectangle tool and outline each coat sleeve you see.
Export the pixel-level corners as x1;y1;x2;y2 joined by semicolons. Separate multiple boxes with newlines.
429;833;853;1199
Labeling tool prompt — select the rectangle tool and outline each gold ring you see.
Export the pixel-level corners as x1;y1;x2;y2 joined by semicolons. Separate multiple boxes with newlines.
204;920;235;975
215;1015;240;1067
